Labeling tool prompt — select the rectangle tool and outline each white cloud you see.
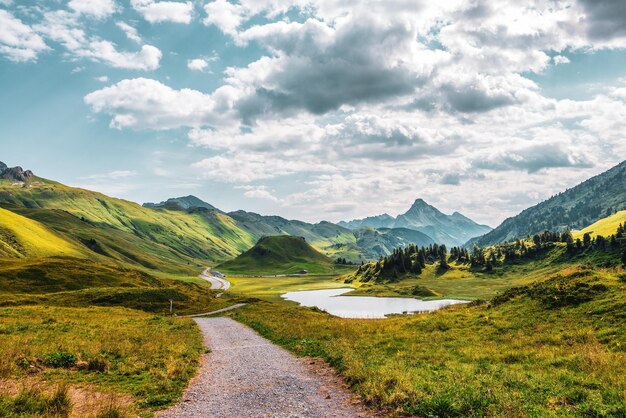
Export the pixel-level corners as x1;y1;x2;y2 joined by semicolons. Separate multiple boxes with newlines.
84;78;222;129
82;41;161;70
116;21;141;43
553;55;570;65
68;0;117;19
238;185;282;202
187;58;209;71
95;75;109;82
131;0;194;24
0;9;48;62
203;0;248;36
34;10;162;71
81;170;138;180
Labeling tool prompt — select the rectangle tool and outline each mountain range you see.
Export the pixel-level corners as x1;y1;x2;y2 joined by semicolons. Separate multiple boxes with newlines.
339;199;492;247
0;161;463;268
2;159;623;269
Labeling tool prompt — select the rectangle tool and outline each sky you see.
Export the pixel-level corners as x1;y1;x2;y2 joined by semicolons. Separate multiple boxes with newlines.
1;0;626;227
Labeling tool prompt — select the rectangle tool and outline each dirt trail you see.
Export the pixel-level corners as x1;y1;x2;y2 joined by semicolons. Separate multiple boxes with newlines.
158;317;374;418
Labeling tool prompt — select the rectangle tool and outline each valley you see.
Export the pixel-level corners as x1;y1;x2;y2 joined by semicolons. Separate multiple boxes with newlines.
0;160;625;417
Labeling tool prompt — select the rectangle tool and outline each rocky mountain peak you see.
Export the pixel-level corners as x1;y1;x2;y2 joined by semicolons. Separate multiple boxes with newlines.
0;163;35;182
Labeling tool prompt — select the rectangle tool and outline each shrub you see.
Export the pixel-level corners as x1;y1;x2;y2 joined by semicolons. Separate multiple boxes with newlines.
43;350;77;368
88;356;110;372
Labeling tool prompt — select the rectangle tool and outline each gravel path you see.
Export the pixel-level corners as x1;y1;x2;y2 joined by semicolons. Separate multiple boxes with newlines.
181;303;247;318
158;317;374;418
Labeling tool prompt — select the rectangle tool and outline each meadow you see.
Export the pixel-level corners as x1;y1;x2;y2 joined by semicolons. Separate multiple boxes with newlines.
0;306;204;417
228;266;626;416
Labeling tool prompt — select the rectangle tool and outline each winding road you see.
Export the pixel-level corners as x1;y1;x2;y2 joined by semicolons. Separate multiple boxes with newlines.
199;268;231;291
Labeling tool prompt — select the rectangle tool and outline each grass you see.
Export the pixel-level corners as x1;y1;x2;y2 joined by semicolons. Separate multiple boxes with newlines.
0;208;84;259
0;179;255;272
0;257;232;315
228;275;348;303
218;235;341;275
0;384;72;417
573;210;626;239
228;266;626;416
0;306;204;416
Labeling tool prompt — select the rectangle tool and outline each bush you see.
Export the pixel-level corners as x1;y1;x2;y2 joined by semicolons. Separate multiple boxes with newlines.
88;357;110;373
43;350;77;368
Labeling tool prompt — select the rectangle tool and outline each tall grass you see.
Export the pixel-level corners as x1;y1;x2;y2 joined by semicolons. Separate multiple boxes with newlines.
0;306;204;415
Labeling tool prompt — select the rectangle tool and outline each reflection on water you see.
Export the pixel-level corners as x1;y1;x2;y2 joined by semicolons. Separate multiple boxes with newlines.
282;288;467;319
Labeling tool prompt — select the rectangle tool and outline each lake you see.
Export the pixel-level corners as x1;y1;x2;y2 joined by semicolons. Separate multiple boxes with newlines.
281;288;467;318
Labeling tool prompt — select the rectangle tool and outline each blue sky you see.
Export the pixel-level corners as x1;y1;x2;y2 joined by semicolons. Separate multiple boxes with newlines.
1;0;626;226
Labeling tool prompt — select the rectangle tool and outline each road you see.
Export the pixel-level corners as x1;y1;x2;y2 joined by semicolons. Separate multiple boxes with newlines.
199;268;231;291
157;317;373;418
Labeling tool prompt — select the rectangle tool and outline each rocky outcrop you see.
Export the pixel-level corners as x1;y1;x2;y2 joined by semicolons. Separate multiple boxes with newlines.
0;162;34;182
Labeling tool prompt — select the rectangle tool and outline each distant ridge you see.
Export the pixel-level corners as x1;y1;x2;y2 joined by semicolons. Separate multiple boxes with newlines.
468;160;626;247
144;195;220;212
339;199;491;247
217;235;335;275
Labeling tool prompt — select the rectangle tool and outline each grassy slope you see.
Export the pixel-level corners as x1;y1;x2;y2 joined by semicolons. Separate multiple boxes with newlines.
229;266;626;416
218;235;340;275
0;257;231;315
573;210;626;239
0;179;254;271
0;208;85;259
0;306;204;416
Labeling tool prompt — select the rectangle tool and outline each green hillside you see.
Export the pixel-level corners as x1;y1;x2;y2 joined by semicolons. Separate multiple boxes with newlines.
0;257;228;314
470;160;626;247
0;178;255;272
573;210;626;240
217;235;337;275
0;208;85;258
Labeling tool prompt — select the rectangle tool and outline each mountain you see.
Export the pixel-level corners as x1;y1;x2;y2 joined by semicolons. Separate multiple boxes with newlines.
143;195;220;212
339;199;492;247
470;160;626;247
0;164;255;272
0;161;466;270
217;235;335;275
228;210;437;262
338;213;395;230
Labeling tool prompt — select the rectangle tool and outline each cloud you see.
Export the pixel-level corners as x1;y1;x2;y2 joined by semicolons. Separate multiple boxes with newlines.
68;0;117;19
74;0;626;225
238;185;282;202
84;78;220;129
116;21;141;43
81;170;138;180
578;0;626;43
131;0;194;24
35;10;162;70
82;41;161;70
187;58;208;71
230;17;431;121
472;143;594;173
0;9;49;62
203;0;248;36
95;75;109;82
553;55;570;65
